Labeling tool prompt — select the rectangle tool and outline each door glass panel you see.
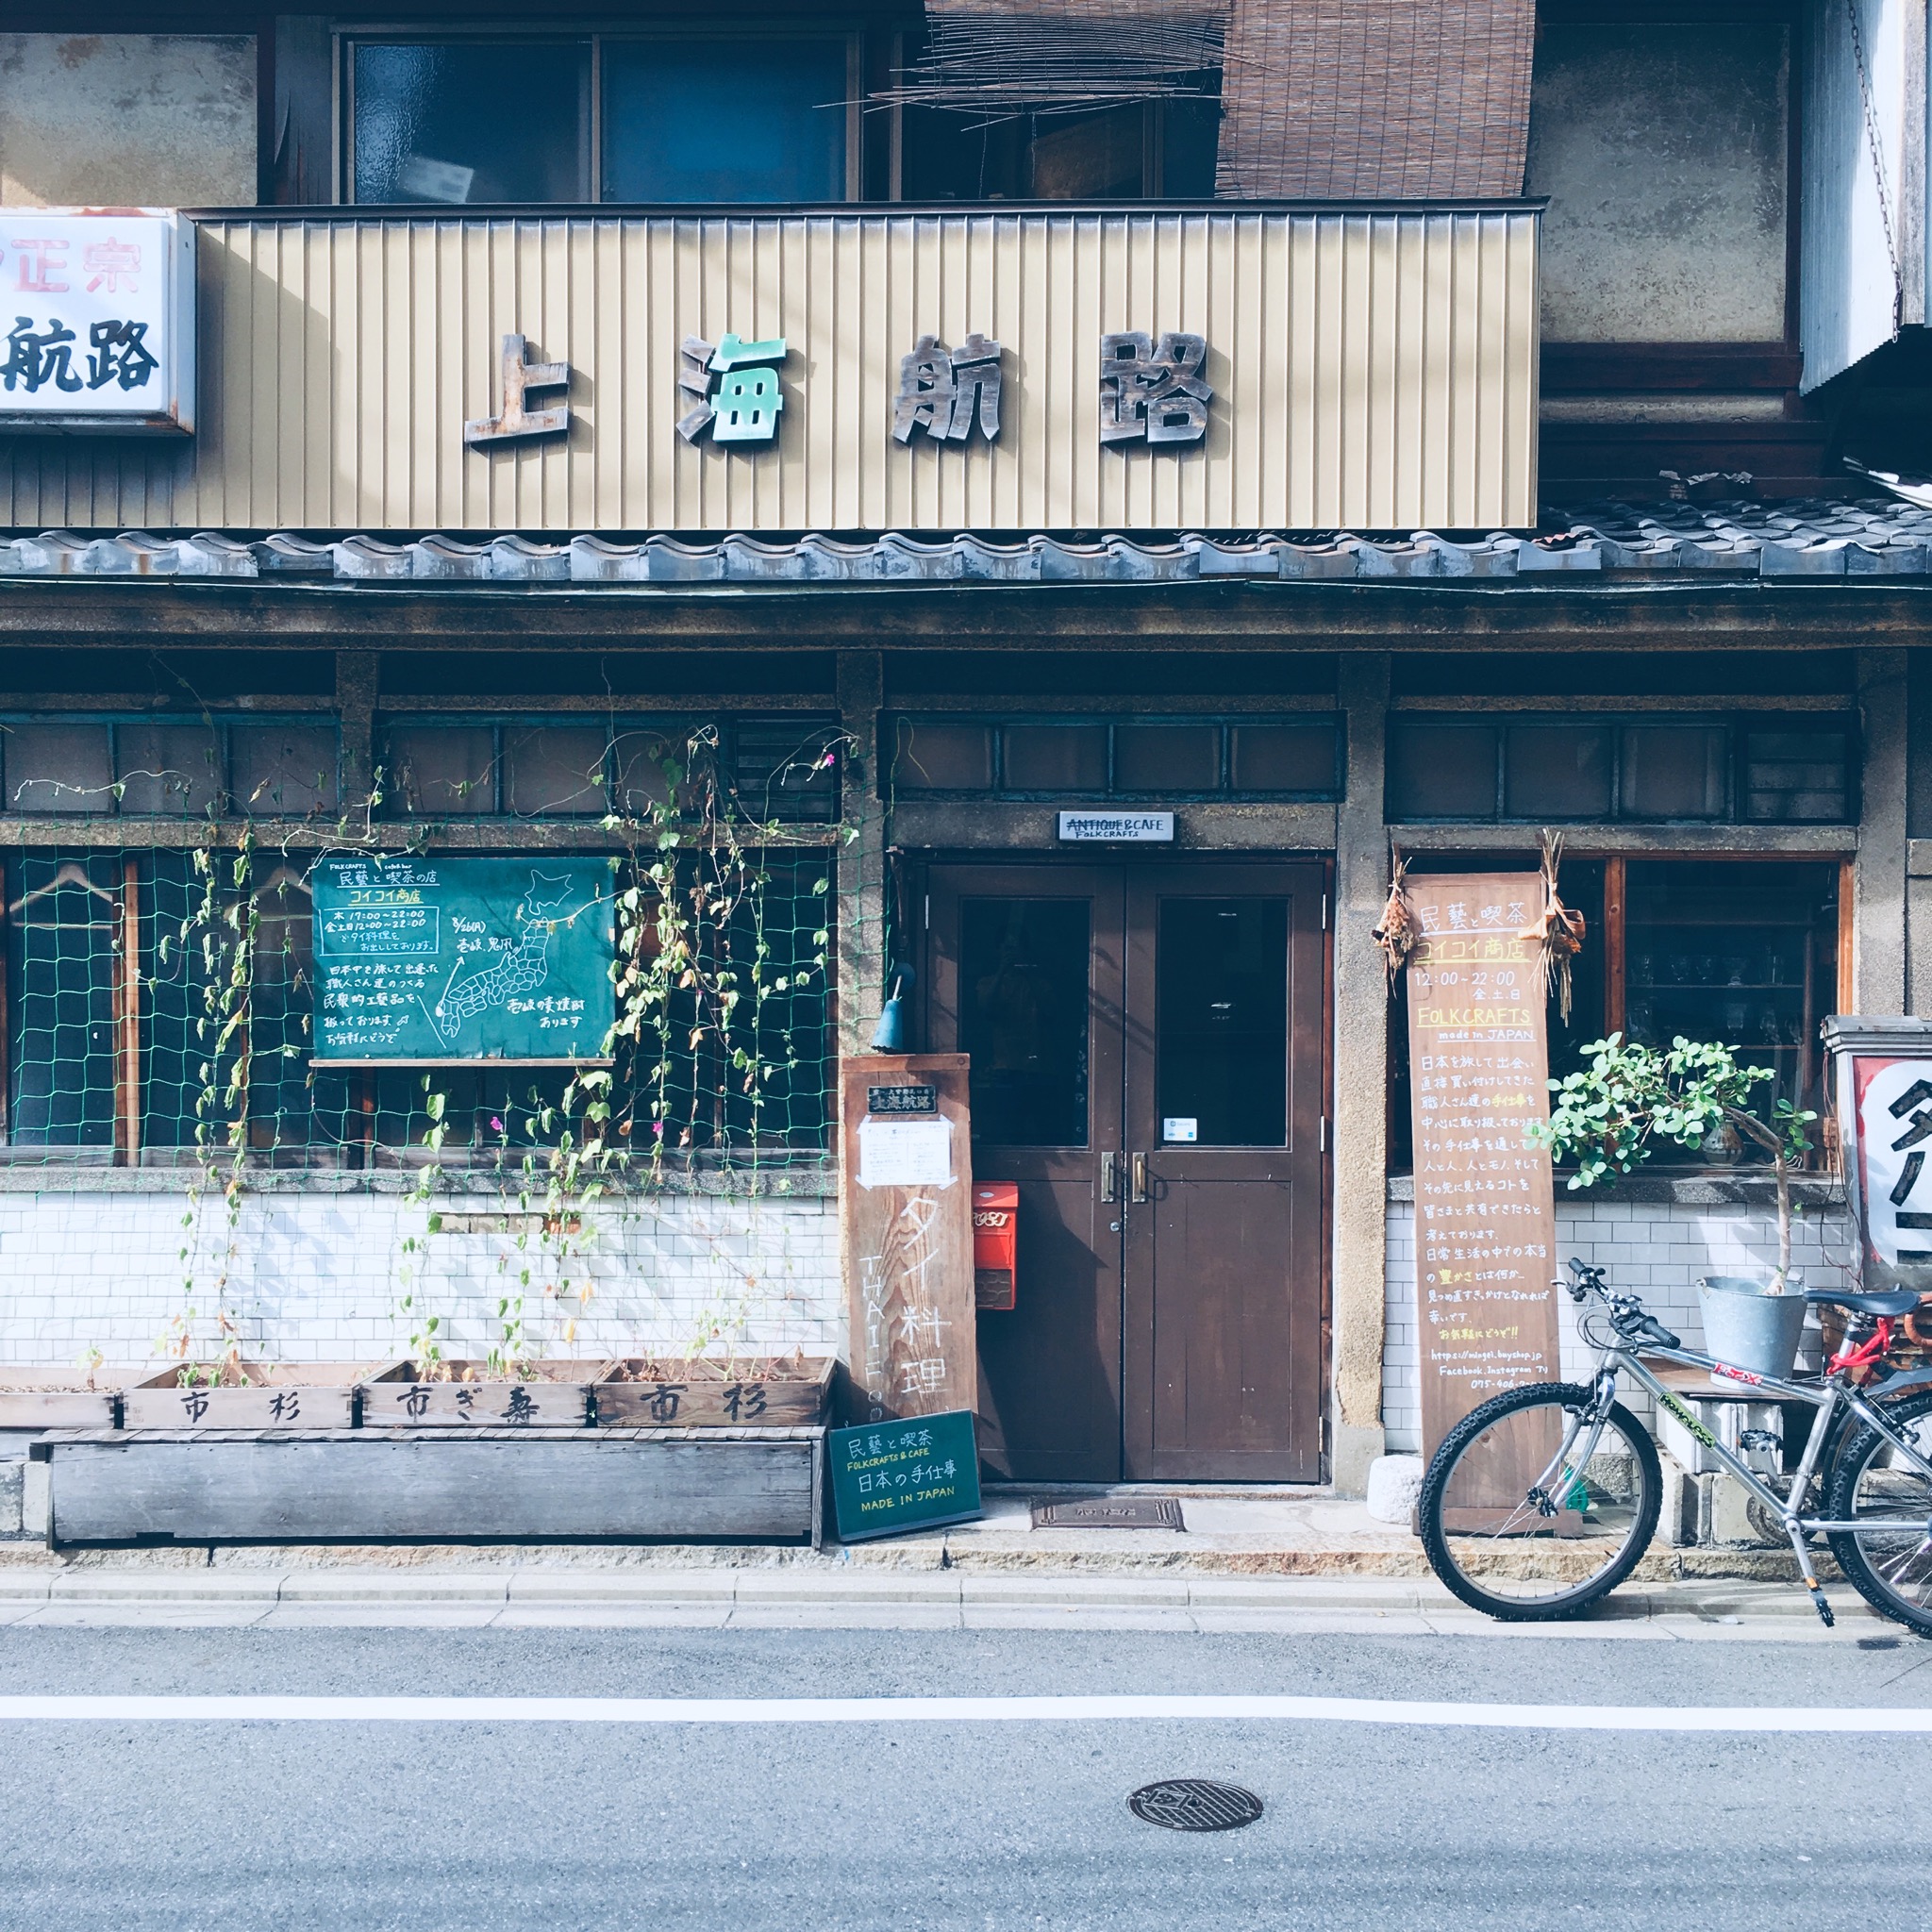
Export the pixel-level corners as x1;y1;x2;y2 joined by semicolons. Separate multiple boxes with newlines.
1157;897;1287;1146
960;899;1090;1147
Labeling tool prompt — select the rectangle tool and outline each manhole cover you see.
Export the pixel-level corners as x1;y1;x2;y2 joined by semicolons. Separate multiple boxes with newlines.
1033;1498;1185;1530
1127;1779;1264;1832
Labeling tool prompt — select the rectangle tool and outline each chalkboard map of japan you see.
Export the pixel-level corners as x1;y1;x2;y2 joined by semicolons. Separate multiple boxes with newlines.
311;856;615;1064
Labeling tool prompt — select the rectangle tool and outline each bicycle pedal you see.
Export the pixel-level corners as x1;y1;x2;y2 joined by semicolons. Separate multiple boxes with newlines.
1807;1582;1835;1628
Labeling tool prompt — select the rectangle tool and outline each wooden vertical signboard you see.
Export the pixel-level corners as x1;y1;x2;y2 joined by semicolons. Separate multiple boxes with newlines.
840;1055;978;1426
1405;875;1562;1485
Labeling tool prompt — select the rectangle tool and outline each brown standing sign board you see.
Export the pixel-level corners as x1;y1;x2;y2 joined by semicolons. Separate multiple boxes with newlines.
840;1055;979;1426
1404;875;1568;1531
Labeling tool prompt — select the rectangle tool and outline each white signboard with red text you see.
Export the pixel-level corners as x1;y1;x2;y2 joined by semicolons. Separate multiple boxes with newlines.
0;210;194;433
1824;1016;1932;1293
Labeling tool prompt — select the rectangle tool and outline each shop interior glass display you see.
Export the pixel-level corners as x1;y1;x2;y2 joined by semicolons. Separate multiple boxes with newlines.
1388;855;1840;1174
1616;858;1840;1147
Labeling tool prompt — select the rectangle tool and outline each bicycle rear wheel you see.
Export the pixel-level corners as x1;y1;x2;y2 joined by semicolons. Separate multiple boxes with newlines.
1824;1387;1932;1638
1418;1381;1661;1620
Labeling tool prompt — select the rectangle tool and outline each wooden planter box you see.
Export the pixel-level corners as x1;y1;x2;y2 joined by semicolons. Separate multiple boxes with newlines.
360;1360;597;1430
122;1363;392;1432
592;1353;835;1428
37;1426;824;1546
0;1372;122;1430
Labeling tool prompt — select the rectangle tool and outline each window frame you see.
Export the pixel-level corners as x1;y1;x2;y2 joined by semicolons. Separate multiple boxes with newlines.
0;714;342;822
1385;710;1859;826
341;25;865;207
885;713;1346;804
376;714;842;824
1388;848;1845;1175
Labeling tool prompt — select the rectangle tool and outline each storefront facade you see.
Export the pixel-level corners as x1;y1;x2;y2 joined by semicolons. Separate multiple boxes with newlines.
0;0;1926;1496
0;437;1922;1492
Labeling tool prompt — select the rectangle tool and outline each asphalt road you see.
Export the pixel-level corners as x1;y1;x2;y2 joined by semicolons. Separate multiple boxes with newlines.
3;1624;1930;1932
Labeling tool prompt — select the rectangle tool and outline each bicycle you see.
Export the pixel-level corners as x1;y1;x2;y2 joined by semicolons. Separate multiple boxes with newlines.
1417;1257;1932;1631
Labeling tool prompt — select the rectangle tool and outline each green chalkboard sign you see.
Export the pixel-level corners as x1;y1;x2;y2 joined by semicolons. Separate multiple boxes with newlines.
311;855;615;1064
828;1409;982;1542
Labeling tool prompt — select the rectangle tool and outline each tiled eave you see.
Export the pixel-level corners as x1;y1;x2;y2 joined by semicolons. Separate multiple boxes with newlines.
2;498;1931;587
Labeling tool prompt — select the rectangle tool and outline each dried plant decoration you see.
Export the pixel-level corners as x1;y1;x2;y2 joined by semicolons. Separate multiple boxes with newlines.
1373;847;1417;990
1520;827;1587;1023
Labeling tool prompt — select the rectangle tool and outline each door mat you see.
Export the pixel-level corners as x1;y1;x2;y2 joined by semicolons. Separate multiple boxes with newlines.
1031;1498;1186;1531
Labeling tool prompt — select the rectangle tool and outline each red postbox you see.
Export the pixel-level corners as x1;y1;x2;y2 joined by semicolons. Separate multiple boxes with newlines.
973;1182;1019;1310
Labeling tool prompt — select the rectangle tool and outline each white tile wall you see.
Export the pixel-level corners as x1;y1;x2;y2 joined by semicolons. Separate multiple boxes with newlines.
1382;1193;1857;1453
0;1189;841;1371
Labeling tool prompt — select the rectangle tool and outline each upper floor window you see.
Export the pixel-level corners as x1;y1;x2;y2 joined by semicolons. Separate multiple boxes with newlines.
348;34;856;206
888;715;1341;801
1;717;340;819
1386;714;1857;826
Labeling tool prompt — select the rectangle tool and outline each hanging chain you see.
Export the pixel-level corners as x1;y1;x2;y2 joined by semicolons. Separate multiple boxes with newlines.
1846;0;1905;336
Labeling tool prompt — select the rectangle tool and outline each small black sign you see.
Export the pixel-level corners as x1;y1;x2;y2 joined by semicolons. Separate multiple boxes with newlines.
867;1083;938;1116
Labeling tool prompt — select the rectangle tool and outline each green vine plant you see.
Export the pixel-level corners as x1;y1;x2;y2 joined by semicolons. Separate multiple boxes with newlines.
1527;1032;1818;1288
157;754;395;1381
143;717;848;1386
156;825;258;1384
526;721;848;1372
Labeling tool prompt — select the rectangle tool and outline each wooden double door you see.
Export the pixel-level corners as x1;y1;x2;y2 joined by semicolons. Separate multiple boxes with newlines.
925;860;1327;1483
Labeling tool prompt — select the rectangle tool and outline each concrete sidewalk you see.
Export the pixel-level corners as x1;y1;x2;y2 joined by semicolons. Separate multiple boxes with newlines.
0;1564;1890;1638
0;1487;1890;1636
6;1481;1804;1581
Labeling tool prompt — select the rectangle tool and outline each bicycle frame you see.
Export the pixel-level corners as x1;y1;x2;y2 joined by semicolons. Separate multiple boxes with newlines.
1568;1323;1932;1617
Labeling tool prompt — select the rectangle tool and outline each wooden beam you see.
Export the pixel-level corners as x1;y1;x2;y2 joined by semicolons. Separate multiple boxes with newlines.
1541;342;1802;393
0;579;1929;653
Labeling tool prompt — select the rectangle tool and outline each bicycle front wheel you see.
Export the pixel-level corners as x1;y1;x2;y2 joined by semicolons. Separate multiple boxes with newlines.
1417;1381;1662;1620
1825;1387;1932;1638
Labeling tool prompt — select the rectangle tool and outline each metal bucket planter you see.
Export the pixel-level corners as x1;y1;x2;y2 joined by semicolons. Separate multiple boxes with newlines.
359;1360;597;1429
122;1362;395;1431
592;1353;836;1427
1695;1277;1810;1380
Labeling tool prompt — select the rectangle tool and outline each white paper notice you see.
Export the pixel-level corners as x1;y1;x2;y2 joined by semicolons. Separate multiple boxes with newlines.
858;1116;955;1190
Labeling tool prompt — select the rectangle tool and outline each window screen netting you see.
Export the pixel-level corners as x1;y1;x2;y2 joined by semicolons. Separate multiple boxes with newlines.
2;842;836;1175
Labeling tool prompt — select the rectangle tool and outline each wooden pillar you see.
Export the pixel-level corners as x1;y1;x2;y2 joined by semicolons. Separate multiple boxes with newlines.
1330;653;1391;1493
336;650;379;818
1603;857;1627;1034
115;856;141;1167
836;650;888;1058
1857;647;1908;1017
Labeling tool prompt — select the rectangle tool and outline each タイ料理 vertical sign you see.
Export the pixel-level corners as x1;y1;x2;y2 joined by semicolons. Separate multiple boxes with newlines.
1404;874;1560;1456
840;1054;978;1426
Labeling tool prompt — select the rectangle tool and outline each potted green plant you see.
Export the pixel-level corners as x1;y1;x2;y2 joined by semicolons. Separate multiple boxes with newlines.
1527;1034;1818;1375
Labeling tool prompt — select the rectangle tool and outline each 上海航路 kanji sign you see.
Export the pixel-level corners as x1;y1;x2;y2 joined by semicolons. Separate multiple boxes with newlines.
677;332;788;446
0;211;195;434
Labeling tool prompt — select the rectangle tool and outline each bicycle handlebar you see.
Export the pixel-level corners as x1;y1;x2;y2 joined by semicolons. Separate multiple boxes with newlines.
1561;1257;1681;1350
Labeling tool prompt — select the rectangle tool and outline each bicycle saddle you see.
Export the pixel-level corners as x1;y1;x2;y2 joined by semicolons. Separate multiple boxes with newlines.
1804;1287;1922;1318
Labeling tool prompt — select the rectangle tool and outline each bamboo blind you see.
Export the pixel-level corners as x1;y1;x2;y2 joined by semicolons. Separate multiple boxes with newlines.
881;0;1228;114
1215;0;1535;199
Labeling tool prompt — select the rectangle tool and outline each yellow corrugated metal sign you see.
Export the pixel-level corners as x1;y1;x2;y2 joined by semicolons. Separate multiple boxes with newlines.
0;208;1539;533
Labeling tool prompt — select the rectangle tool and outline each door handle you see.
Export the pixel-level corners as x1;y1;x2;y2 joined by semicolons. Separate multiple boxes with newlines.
1131;1152;1148;1203
1100;1152;1117;1203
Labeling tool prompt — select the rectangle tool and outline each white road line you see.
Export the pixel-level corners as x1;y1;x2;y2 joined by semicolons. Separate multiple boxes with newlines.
0;1694;1925;1732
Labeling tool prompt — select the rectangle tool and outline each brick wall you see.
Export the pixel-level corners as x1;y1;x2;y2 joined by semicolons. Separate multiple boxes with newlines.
0;1184;841;1371
1383;1180;1856;1454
